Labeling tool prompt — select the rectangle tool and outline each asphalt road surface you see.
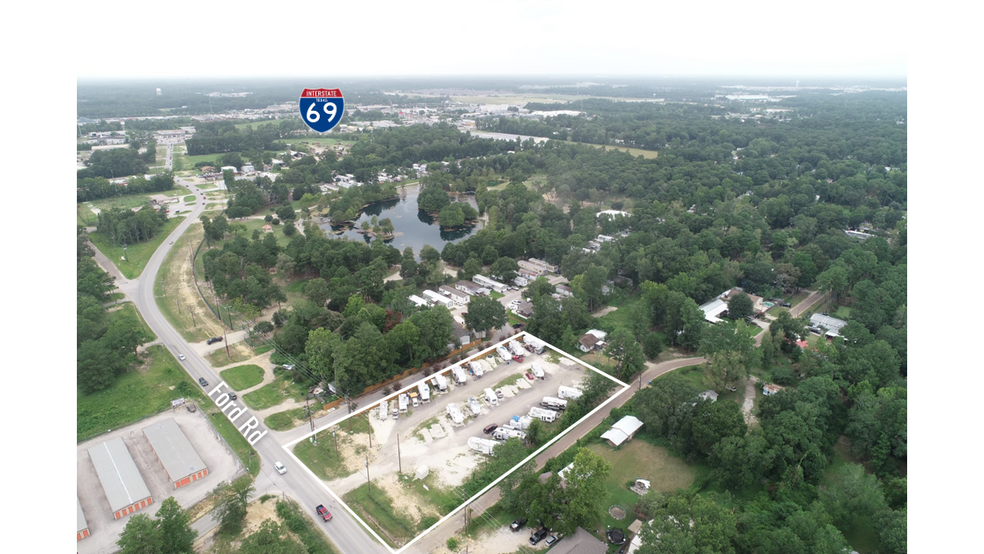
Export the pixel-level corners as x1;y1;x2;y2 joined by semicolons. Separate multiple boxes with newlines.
123;178;387;554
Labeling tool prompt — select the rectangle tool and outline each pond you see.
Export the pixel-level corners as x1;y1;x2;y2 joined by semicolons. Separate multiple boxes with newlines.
318;184;482;255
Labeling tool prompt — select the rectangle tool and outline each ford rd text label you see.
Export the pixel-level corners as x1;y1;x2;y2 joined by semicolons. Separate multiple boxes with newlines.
208;381;267;445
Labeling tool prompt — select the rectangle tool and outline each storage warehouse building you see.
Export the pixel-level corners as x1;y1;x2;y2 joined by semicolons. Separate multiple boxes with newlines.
77;496;90;541
88;437;153;519
143;418;208;489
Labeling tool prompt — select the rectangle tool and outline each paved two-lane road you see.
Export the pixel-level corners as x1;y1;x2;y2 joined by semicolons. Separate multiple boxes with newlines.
121;178;386;554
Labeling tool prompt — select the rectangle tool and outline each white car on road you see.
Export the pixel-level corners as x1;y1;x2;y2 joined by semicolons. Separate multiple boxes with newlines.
275;461;287;474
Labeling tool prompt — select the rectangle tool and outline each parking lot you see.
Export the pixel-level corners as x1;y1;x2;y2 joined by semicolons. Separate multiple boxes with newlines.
323;336;609;499
77;406;244;554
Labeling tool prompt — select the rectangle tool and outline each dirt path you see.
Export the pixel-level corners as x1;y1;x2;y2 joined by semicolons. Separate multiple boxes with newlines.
593;305;618;317
742;376;760;426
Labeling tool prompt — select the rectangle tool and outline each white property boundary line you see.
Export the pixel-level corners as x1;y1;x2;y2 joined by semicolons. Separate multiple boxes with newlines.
282;332;629;554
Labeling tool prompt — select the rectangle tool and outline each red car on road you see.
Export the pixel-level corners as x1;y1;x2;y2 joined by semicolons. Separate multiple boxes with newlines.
316;505;332;521
512;355;524;363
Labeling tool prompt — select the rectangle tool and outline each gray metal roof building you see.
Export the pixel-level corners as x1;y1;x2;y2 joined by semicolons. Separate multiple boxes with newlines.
77;496;90;541
142;418;209;488
87;437;153;519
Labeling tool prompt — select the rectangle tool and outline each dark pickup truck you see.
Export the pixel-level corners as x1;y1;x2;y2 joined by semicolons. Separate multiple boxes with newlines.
316;504;332;522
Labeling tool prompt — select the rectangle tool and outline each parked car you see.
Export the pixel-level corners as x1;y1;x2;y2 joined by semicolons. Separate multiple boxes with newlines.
198;377;208;387
206;336;224;345
275;461;287;474
228;392;237;400
545;535;561;547
512;323;524;329
512;355;524;363
780;302;792;308
483;423;498;434
510;518;527;531
316;504;332;521
530;527;549;545
525;372;535;381
495;389;503;399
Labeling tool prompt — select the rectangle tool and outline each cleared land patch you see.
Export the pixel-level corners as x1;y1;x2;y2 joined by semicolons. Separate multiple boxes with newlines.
220;364;265;390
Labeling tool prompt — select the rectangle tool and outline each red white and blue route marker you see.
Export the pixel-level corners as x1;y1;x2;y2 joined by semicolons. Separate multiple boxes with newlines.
298;88;344;133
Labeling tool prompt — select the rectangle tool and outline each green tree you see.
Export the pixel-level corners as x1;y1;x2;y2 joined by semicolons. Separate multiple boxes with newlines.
557;448;611;535
526;276;556;300
727;292;754;320
214;476;255;534
490;256;520;282
156;497;197;554
399;247;418;280
691;400;747;457
439;203;465;228
464;295;507;337
238;520;306;554
462;256;483;280
699;321;756;391
117;513;163;554
525;418;544;446
605;328;646;380
303;278;330;307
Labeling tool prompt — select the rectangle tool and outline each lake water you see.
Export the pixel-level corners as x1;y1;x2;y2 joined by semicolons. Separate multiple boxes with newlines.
318;184;482;255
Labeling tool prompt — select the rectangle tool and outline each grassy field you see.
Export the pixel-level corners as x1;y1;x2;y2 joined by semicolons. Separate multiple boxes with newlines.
220;364;266;390
342;483;415;548
832;305;852;320
492;373;525;390
88;216;184;279
242;368;311;410
77;345;206;441
153;222;227;343
83;188;186;213
292;430;359;481
208;409;260;477
587;439;696;535
233;218;296;247
265;407;309;431
490;290;505;299
205;343;256;367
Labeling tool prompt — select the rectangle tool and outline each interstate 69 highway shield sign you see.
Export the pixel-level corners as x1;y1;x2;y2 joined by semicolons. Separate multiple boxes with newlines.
299;88;344;133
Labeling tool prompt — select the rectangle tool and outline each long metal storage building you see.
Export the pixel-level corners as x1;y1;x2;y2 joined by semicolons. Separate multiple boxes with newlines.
88;437;153;520
143;418;209;489
77;496;90;541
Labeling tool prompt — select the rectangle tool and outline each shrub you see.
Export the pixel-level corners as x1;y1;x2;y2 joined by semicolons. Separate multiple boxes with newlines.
446;537;459;551
771;366;796;386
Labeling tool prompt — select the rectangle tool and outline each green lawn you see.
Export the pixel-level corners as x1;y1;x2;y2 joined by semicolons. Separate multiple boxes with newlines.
265;407;310;431
342;483;415;548
208;409;260;477
490;290;505;300
231;218;296;247
241;368;311;410
85;188;186;213
205;345;256;367
587;439;696;534
108;302;156;339
77;345;206;441
88;216;184;279
492;373;525;390
597;295;642;331
293;430;359;481
832;305;852;320
183;195;195;202
220;364;265;390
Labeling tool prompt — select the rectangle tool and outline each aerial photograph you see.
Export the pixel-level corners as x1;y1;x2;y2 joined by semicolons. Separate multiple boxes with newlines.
71;3;911;554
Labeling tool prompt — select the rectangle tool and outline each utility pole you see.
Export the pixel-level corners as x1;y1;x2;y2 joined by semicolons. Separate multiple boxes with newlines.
224;329;230;357
366;454;371;497
333;431;338;460
307;395;314;432
397;434;402;474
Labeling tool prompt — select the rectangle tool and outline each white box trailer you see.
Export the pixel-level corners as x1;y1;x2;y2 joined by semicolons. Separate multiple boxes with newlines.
508;341;525;356
493;427;526;441
467;436;497;455
530;363;545;379
435;374;448;392
510;415;533;430
541;396;568;410
418;382;430;403
496;346;511;363
452;365;468;384
378;400;389;420
470;361;484;378
467;397;482;415
399;394;409;413
484;387;499;406
528;407;558;423
558;386;582;400
447;403;464;425
524;336;546;355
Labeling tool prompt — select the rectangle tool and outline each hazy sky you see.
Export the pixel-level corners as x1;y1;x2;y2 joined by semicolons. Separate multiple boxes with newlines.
79;0;904;80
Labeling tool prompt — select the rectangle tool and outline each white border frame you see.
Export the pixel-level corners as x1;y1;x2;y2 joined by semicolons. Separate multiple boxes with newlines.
282;332;629;553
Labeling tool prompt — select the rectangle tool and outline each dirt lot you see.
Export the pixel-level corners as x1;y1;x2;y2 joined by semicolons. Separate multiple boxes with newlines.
158;223;227;342
320;340;608;533
77;406;244;554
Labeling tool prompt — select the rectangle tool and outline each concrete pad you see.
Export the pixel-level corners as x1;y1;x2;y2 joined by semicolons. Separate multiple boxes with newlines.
429;423;446;439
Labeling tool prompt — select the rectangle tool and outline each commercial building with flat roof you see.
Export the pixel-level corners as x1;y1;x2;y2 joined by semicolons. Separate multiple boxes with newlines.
88;437;153;520
77;496;90;541
143;418;209;489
